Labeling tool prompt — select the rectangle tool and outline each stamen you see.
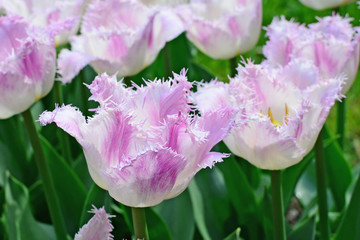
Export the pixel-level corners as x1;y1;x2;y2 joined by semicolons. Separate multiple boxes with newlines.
285;104;289;125
268;108;282;127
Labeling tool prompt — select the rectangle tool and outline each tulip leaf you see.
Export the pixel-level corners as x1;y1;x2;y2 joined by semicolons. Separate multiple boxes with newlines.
333;174;360;240
288;216;315;240
188;179;212;240
194;167;236;239
0;116;35;186
4;173;55;240
40;135;87;236
146;207;172;240
223;228;244;240
79;183;112;227
155;190;195;240
282;152;313;210
323;126;352;211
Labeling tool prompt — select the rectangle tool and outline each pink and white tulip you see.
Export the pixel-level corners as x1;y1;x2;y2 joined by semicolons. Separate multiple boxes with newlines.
40;70;235;207
298;0;357;10
193;60;343;170
57;0;184;83
264;15;360;94
0;0;90;46
74;206;113;240
0;15;56;119
178;0;262;59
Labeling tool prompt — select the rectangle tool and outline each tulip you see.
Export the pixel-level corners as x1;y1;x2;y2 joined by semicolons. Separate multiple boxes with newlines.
57;0;184;83
0;0;89;46
193;59;343;170
74;206;114;240
0;15;56;119
264;15;360;94
140;0;188;6
298;0;357;10
40;70;235;207
177;0;262;59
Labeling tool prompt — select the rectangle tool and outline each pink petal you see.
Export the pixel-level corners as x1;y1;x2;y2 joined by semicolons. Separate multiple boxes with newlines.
102;148;187;207
57;49;96;84
74;206;114;240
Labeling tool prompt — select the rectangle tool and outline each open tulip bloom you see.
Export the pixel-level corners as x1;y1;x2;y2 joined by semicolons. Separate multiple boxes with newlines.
178;0;262;59
298;0;357;10
40;70;235;207
264;15;360;94
0;0;90;46
193;59;343;170
0;15;56;119
57;0;184;83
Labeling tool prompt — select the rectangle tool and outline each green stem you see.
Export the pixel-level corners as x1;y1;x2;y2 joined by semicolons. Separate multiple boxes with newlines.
229;57;238;77
22;109;67;240
315;129;331;240
163;43;172;78
132;207;149;240
53;82;72;163
271;170;286;240
336;99;346;150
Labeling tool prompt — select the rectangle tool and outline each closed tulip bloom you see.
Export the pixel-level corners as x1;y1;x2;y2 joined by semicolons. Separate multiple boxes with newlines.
74;206;114;240
40;70;234;207
264;15;360;94
193;60;343;170
298;0;356;10
178;0;262;59
58;0;184;83
0;16;56;119
0;0;89;46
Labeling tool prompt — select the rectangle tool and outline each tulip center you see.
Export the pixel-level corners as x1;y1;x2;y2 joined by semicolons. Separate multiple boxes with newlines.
267;104;289;127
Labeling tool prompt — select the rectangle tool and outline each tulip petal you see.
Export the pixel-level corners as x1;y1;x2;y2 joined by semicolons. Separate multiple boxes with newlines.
74;206;114;240
57;49;96;84
102;148;187;207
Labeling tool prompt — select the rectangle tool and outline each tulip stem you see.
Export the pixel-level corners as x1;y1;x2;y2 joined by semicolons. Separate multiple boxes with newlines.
132;207;149;240
271;170;286;240
229;57;238;77
53;81;72;163
22;109;67;240
336;99;346;149
315;129;331;240
163;43;172;77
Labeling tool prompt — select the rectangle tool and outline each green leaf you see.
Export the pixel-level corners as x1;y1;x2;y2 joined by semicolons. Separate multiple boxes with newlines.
262;188;273;240
146;208;172;240
0;116;36;186
288;216;315;240
154;190;195;240
40;136;87;236
4;173;56;240
217;155;258;219
79;183;111;227
282;153;313;210
223;228;244;240
333;174;360;240
323;126;352;211
194;167;235;239
188;179;212;240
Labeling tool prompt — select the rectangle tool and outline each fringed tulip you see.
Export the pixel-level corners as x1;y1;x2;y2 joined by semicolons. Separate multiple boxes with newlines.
40;70;235;207
57;0;184;83
193;60;343;170
0;0;90;46
74;206;114;240
0;15;56;119
264;15;360;94
178;0;262;59
298;0;357;10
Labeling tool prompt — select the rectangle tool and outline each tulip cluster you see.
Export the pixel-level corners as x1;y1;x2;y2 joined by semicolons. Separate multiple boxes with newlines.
1;0;360;239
